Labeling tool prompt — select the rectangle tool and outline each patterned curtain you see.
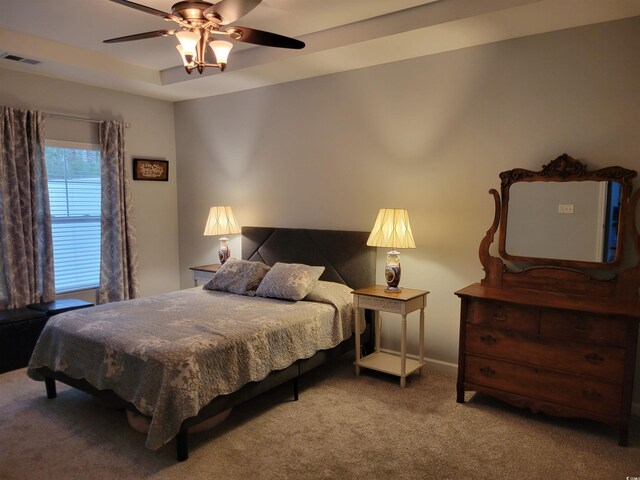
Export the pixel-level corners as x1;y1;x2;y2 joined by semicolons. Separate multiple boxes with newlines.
0;107;55;309
98;121;139;304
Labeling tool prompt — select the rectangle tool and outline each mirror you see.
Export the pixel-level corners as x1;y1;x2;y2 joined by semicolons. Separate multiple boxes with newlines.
498;154;636;268
505;181;621;263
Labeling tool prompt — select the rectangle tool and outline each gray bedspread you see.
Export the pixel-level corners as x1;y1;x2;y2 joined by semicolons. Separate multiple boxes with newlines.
27;282;355;450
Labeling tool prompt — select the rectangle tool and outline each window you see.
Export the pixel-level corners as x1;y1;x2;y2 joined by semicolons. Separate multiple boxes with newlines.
45;141;101;292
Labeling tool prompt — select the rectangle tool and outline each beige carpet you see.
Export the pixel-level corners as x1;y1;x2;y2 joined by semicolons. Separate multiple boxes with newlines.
1;355;639;480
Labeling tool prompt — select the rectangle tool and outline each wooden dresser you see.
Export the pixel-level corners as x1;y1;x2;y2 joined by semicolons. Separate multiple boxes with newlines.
455;155;640;445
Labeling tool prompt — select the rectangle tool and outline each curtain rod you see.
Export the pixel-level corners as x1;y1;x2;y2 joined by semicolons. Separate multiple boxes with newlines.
45;112;131;128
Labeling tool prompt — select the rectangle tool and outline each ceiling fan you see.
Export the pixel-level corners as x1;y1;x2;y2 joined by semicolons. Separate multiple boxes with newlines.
104;0;305;74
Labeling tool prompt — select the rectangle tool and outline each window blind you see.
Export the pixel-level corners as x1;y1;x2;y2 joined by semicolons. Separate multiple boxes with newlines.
45;143;101;293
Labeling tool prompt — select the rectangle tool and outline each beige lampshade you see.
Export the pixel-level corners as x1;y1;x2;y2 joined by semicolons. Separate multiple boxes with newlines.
366;208;416;249
203;206;241;236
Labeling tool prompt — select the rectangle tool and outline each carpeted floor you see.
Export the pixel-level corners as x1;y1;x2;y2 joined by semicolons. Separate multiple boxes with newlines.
1;355;639;479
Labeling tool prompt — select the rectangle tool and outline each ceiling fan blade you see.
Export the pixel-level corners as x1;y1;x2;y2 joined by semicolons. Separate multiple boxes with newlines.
109;0;174;20
225;26;304;49
103;30;176;43
203;0;261;25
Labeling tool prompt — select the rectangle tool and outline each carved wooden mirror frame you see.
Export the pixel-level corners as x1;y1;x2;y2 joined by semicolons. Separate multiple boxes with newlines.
480;154;640;302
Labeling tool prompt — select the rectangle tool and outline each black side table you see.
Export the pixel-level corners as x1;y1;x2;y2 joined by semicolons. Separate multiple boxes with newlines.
0;299;94;374
0;308;48;373
27;299;94;316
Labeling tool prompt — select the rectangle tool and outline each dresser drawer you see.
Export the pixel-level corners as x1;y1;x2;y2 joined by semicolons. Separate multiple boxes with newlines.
466;299;538;334
465;325;625;382
465;355;622;416
539;310;626;347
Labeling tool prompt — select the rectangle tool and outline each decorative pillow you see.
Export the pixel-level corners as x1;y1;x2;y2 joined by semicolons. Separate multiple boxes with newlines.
203;259;270;296
304;280;351;303
256;262;325;301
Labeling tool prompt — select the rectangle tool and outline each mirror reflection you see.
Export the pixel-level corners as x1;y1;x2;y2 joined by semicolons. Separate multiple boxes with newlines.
505;181;622;263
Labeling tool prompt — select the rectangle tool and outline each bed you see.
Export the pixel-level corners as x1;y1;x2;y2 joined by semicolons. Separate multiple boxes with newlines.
27;226;375;461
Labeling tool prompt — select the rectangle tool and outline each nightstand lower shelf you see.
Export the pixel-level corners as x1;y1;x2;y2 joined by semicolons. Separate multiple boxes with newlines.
357;351;424;378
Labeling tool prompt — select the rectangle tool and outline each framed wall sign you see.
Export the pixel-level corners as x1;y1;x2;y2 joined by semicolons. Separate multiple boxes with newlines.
133;158;169;181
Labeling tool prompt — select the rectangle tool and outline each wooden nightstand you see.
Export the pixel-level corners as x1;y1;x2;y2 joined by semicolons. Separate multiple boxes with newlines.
189;263;221;286
352;285;429;387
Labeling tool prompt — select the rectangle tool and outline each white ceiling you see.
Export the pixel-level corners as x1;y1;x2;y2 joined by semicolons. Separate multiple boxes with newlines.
1;0;639;102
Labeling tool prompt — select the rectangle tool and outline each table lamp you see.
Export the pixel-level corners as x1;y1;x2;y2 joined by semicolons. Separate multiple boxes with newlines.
203;206;241;264
366;208;416;292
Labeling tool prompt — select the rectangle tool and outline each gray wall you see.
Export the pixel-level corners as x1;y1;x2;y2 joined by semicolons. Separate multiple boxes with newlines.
175;17;640;399
0;69;180;300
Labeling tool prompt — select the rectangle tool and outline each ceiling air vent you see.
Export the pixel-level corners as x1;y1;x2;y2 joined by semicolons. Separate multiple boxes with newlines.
1;53;41;65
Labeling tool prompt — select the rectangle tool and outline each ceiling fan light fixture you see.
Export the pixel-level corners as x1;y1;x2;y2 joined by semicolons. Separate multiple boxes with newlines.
176;30;200;57
105;0;306;76
176;44;193;66
209;40;233;69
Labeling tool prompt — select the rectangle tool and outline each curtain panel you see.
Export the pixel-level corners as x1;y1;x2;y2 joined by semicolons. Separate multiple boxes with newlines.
98;121;139;304
0;107;55;309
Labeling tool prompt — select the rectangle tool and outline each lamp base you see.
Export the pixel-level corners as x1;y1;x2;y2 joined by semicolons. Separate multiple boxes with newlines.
218;237;231;264
384;250;402;292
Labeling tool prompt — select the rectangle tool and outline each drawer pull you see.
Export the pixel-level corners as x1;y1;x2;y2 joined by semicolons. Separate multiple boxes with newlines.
582;388;602;401
584;352;604;365
481;334;497;345
480;366;496;378
492;311;507;321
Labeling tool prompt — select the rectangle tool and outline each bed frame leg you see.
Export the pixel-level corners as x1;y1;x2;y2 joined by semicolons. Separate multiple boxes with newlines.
176;429;189;462
44;377;57;399
293;377;299;401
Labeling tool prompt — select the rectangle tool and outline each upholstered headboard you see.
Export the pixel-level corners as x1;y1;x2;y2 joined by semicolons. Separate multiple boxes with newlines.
241;226;376;290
